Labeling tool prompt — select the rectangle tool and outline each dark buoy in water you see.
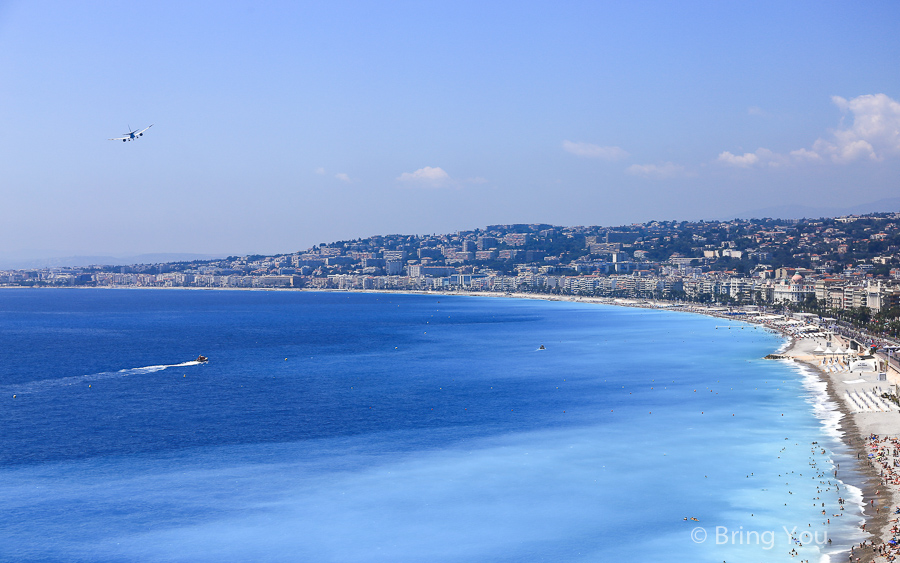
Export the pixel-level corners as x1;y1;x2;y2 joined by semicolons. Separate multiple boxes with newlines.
539;344;546;350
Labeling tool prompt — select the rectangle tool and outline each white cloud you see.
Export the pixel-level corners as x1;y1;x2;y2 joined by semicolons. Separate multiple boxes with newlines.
395;167;486;188
334;172;351;182
789;148;822;162
626;162;686;178
563;140;629;160
720;94;900;169
720;146;821;168
314;167;325;175
717;151;760;167
397;166;451;186
717;147;795;168
810;94;900;162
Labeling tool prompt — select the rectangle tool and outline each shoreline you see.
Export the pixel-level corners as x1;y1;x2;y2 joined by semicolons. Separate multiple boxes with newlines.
781;333;900;562
388;288;900;559
502;289;899;560
784;337;885;556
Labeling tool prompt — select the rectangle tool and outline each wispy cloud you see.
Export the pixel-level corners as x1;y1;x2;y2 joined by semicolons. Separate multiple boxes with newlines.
719;93;900;168
397;166;451;187
334;172;351;182
718;149;766;168
747;106;768;117
314;167;326;175
563;140;629;160
717;148;801;168
788;148;822;162
395;167;487;188
626;162;686;178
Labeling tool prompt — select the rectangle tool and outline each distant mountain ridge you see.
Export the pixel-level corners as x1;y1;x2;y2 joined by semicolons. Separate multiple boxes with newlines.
0;253;228;270
723;197;900;221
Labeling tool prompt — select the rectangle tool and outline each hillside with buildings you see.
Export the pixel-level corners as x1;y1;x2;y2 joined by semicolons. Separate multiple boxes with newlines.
4;212;900;336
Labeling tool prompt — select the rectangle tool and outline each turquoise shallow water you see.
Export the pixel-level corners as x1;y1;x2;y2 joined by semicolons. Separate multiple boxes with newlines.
0;289;866;561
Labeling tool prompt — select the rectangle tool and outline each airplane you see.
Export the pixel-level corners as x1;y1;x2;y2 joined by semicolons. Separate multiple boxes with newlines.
109;124;153;142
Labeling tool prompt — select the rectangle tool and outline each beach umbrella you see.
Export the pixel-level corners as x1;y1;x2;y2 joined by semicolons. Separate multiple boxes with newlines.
813;345;824;354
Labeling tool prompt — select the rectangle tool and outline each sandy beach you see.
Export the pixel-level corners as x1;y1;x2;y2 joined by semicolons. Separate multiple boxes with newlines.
779;332;900;562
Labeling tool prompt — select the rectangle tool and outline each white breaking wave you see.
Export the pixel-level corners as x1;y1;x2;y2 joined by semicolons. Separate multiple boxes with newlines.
775;337;792;354
797;363;845;442
792;361;868;560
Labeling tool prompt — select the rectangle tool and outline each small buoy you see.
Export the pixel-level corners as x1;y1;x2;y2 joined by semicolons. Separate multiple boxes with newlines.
12;394;16;398
285;358;287;361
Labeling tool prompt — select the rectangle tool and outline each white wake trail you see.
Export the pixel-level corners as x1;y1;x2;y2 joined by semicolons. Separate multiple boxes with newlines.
4;360;206;395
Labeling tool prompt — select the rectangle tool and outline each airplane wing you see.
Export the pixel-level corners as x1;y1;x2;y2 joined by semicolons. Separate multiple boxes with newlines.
108;124;152;140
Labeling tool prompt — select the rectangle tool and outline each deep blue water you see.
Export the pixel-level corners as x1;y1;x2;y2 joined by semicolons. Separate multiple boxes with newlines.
0;289;865;562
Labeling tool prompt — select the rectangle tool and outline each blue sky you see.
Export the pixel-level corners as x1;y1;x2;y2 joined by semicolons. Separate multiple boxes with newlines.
1;1;899;259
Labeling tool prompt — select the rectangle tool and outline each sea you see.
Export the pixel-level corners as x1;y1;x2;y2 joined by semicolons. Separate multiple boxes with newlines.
0;289;868;562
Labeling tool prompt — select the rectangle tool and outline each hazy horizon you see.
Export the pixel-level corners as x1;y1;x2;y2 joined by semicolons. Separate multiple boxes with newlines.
3;193;900;270
2;1;899;259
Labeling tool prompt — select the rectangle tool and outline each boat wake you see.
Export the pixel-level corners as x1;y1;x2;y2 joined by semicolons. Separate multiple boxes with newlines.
4;361;204;396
